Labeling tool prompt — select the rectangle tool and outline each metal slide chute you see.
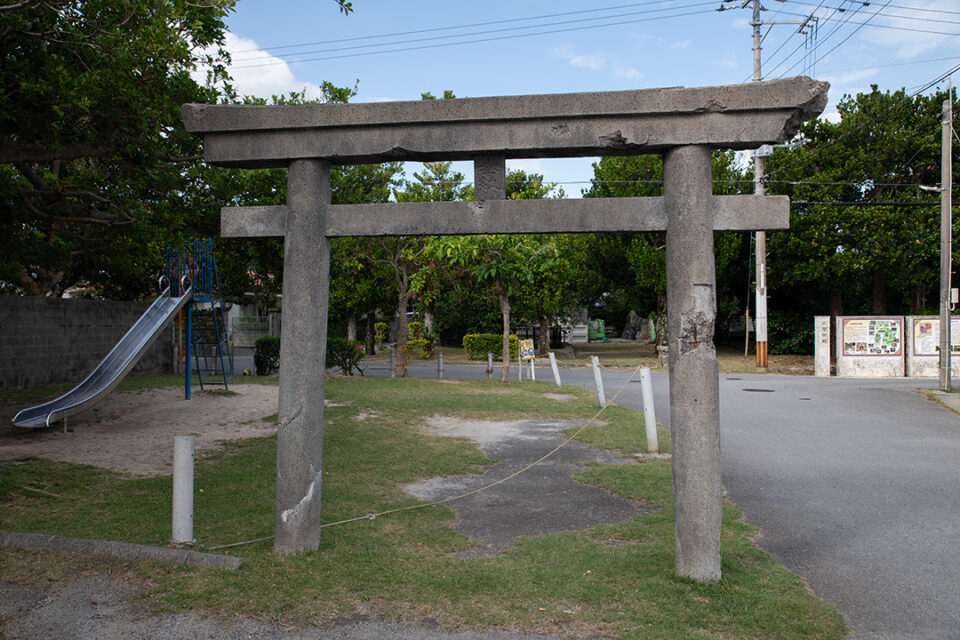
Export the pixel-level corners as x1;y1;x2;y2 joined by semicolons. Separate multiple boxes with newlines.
12;280;192;429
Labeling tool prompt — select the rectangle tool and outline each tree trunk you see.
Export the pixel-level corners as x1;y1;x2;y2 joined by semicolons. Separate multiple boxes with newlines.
537;315;550;356
829;288;843;317
655;292;668;347
395;291;411;378
18;267;63;297
346;313;357;342
871;270;887;314
365;313;375;355
499;289;511;383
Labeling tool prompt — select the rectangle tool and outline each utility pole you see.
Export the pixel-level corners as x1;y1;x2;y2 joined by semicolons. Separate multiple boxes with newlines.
721;0;820;367
751;0;769;368
939;91;954;390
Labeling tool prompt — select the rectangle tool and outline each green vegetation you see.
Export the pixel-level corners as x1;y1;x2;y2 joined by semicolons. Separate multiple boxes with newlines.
462;333;519;360
0;377;844;638
254;336;281;375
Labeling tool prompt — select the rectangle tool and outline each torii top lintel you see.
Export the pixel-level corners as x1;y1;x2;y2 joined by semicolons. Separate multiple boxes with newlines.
182;77;828;169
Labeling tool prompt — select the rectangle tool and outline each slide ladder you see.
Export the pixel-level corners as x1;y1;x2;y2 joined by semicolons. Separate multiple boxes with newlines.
166;239;233;393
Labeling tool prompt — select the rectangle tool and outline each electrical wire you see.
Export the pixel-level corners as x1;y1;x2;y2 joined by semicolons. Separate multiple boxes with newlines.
762;60;960;182
229;6;719;69
230;0;694;55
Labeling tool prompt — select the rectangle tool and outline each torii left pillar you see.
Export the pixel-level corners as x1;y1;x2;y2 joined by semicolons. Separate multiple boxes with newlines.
274;159;331;552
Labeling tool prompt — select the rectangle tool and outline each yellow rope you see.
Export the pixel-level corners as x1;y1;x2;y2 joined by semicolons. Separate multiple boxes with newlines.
205;363;648;550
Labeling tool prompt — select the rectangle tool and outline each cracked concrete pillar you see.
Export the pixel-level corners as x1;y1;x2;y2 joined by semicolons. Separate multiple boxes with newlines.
275;159;331;554
664;145;722;582
475;155;506;200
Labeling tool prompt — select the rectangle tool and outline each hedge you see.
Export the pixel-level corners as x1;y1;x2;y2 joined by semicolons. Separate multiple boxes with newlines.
463;333;518;360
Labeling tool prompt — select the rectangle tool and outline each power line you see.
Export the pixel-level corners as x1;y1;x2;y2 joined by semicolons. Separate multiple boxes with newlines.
763;60;960;183
230;3;718;68
230;0;686;54
776;0;895;79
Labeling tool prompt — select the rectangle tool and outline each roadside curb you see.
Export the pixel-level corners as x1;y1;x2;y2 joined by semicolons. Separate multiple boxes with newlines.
0;531;241;570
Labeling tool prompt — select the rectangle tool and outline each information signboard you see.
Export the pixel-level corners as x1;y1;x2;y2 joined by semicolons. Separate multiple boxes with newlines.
911;318;960;356
842;318;902;356
519;339;535;360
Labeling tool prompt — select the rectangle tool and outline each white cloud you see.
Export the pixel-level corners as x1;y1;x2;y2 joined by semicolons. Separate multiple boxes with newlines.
195;32;329;102
613;65;644;80
570;52;607;70
550;45;605;70
671;40;692;50
871;0;954;59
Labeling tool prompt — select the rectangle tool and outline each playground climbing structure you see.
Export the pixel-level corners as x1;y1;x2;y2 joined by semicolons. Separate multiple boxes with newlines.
166;239;233;395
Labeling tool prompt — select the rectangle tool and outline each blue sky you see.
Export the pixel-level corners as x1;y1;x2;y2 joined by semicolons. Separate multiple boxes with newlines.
216;0;960;192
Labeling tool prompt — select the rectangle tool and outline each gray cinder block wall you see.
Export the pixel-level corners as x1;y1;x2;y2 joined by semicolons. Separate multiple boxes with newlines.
0;296;173;392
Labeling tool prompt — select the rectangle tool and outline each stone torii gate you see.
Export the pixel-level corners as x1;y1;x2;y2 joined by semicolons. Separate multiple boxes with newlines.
183;76;827;582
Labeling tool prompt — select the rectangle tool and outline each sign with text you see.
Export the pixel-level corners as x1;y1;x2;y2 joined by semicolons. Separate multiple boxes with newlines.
912;318;960;356
842;318;902;356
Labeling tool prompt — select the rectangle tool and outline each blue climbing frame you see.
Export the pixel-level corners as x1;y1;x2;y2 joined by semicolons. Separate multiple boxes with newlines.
165;239;233;398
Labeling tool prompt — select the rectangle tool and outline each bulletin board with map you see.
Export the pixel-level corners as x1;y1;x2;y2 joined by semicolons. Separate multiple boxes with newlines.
842;318;902;356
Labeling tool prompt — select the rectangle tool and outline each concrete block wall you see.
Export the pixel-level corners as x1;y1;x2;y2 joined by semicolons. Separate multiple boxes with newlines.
0;296;173;392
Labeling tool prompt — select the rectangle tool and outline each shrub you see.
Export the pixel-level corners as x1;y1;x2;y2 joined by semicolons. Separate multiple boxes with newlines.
406;338;433;359
408;321;424;340
254;336;281;375
374;322;388;350
768;313;815;355
327;338;365;375
462;333;518;359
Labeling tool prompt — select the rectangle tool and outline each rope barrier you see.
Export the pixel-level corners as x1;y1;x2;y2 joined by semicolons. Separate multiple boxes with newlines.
203;363;648;551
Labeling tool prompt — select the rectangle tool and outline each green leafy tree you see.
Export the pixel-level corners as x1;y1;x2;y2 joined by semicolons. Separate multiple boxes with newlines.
579;152;750;343
427;234;548;382
0;0;234;296
764;86;956;322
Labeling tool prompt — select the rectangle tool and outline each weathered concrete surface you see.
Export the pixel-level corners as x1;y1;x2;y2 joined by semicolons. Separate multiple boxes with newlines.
474;156;505;200
0;531;241;570
221;195;791;239
664;145;722;582
814;315;831;377
404;418;649;556
182;77;829;167
274;159;330;554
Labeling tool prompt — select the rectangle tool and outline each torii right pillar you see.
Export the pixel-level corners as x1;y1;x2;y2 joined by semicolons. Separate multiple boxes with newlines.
664;144;723;581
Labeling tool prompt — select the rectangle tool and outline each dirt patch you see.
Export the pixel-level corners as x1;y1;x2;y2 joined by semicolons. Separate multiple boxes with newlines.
0;385;279;477
542;394;576;402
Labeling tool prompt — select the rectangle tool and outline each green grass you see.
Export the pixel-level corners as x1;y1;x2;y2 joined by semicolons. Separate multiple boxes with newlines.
0;376;844;639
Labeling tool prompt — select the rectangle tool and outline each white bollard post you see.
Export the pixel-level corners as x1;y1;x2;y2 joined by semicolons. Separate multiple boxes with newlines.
591;355;606;407
389;347;396;379
487;352;493;379
518;349;523;381
549;352;562;388
530;358;536;381
172;435;195;545
639;367;659;453
437;350;444;379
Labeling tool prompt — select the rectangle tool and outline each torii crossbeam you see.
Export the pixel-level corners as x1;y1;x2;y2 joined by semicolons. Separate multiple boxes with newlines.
183;76;827;582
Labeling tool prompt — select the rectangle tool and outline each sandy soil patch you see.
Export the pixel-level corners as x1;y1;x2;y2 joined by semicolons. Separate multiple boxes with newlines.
542;393;577;402
0;385;280;477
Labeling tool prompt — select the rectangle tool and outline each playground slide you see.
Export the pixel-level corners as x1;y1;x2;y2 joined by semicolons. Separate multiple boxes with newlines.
12;284;192;429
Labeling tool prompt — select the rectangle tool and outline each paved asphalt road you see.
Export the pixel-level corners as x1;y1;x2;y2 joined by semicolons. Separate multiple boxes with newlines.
380;360;960;640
